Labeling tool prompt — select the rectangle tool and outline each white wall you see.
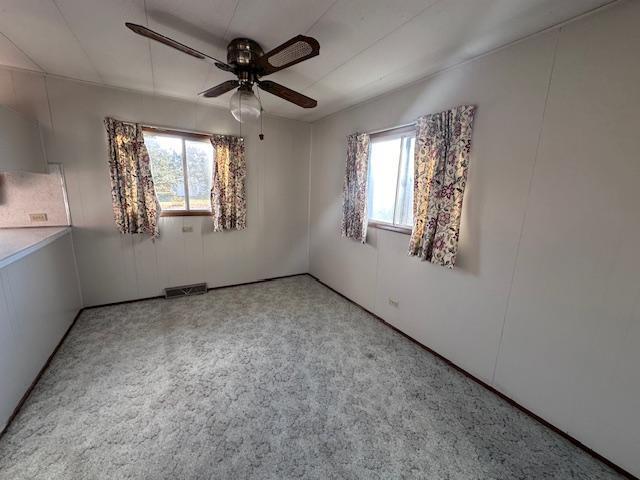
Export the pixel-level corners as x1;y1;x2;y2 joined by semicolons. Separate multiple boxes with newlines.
0;104;46;173
309;1;640;476
0;70;311;306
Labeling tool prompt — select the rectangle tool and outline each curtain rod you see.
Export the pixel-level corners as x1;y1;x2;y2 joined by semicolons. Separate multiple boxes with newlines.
140;124;214;138
367;121;416;136
118;119;242;139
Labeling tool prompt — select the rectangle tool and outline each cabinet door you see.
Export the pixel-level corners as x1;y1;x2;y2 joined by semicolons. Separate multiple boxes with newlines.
0;275;21;425
0;104;46;173
0;233;82;427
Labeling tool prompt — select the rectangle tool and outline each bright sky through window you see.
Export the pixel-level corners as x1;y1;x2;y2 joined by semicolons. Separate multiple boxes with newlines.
144;132;213;214
367;129;415;229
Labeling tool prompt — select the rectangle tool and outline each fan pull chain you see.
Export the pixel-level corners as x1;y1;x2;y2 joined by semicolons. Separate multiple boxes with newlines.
259;106;264;141
256;87;264;141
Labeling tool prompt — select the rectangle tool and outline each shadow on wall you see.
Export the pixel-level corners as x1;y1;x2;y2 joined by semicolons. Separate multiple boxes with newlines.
0;175;5;205
455;123;483;277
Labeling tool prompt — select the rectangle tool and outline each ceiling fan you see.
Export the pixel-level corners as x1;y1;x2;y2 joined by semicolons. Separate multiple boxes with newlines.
125;22;320;124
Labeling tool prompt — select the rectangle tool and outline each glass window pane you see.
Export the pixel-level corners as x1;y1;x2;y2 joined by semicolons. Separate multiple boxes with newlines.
367;137;401;224
144;134;185;211
185;140;213;211
394;136;415;227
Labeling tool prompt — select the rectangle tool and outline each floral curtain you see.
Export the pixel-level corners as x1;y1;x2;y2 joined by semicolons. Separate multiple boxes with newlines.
104;117;159;237
341;132;370;243
210;134;246;232
408;105;476;268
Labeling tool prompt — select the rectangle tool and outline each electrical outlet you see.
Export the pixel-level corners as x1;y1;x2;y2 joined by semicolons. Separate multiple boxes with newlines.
29;213;48;222
388;298;399;308
182;226;193;233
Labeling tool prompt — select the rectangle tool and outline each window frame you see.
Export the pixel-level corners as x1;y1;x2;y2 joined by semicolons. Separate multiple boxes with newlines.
367;124;416;236
142;126;214;218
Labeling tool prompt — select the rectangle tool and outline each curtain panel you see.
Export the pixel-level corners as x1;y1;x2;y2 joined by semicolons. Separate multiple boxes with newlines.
210;134;247;232
408;105;476;268
341;132;370;243
104;117;159;237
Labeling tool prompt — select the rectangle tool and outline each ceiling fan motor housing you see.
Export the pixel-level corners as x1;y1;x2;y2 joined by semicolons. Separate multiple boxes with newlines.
227;38;264;82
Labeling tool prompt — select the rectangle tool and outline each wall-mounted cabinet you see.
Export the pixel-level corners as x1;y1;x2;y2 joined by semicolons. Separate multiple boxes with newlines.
0;104;46;173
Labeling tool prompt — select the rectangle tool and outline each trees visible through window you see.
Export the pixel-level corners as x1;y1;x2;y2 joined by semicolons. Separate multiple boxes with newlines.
143;130;213;215
367;127;415;230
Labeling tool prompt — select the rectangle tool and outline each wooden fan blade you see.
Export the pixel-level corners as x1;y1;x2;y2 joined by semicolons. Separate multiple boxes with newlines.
256;35;319;76
258;81;317;108
125;23;233;72
199;80;240;98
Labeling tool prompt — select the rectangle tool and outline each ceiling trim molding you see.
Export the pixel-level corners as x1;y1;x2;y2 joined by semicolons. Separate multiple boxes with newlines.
0;32;44;72
309;0;622;124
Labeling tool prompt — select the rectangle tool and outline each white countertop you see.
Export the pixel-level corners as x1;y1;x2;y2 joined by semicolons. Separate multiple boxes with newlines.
0;227;71;269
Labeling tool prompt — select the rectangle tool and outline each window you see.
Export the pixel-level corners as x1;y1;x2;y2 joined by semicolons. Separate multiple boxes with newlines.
367;126;415;232
143;128;214;216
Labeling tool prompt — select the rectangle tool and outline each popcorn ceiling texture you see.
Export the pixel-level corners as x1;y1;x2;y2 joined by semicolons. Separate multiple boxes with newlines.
0;276;622;479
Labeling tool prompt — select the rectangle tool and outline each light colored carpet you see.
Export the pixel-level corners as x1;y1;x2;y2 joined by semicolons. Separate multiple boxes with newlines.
0;276;622;479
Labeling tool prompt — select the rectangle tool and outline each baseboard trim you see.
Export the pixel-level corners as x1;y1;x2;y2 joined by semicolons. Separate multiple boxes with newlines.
306;273;637;480
1;272;635;479
83;295;163;310
207;273;309;293
81;273;309;310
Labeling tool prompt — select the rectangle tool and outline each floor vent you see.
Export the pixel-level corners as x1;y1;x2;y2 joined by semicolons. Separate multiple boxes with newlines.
164;283;207;299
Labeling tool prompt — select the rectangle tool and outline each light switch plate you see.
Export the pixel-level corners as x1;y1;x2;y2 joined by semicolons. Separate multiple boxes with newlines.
29;213;48;222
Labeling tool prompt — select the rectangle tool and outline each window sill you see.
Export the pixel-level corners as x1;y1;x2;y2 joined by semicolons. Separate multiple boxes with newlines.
160;211;212;217
368;221;412;235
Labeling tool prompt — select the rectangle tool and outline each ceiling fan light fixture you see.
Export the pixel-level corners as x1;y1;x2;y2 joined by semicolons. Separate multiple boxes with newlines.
229;87;261;123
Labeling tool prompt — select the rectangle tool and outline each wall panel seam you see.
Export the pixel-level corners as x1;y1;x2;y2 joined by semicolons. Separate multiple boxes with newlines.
306;126;313;270
490;28;562;385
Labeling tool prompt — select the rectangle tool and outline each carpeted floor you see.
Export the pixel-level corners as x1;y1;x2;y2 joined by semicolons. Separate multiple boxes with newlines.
0;276;622;479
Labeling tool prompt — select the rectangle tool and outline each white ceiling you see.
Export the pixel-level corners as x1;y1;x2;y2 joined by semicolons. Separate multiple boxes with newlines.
0;0;614;122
